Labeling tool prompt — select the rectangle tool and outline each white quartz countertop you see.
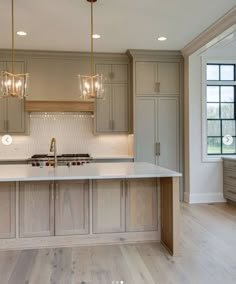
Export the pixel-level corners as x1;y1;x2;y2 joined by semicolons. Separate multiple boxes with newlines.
0;162;181;182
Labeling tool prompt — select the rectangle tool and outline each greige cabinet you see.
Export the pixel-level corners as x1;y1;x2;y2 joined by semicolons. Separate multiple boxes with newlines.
92;178;158;233
19;180;89;238
96;64;128;83
126;178;158;232
223;159;236;202
0;61;26;134
135;62;180;96
92;179;125;233
95;63;129;133
135;96;180;172
19;181;54;238
55;180;89;235
0;182;15;239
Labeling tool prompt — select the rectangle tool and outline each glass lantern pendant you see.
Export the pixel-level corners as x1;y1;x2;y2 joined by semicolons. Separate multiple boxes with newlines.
78;0;105;100
78;74;104;99
0;0;29;99
0;71;29;98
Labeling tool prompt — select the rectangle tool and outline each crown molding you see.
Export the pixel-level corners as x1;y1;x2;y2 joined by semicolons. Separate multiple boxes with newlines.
181;6;236;57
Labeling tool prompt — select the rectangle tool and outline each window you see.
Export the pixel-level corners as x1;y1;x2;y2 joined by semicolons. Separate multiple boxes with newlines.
206;64;236;155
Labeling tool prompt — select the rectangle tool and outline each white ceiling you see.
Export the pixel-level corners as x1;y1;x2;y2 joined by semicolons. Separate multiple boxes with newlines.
0;0;235;53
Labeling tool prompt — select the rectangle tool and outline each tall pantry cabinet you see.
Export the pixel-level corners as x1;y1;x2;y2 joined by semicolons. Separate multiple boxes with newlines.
128;50;183;193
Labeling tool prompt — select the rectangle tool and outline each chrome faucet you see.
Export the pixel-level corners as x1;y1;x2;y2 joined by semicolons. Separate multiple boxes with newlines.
49;137;57;168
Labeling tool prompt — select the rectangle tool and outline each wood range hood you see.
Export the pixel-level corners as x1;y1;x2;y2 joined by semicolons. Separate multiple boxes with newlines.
25;100;94;113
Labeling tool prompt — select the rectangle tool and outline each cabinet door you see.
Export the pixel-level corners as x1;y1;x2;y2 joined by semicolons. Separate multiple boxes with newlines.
126;178;158;232
0;98;7;132
55;180;89;235
0;182;15;239
112;84;129;132
95;85;112;133
96;64;128;83
157;97;180;171
135;97;157;164
92;179;125;233
157;62;180;95
96;64;112;83
19;181;54;238
5;61;26;133
136;62;157;95
111;64;128;83
7;97;25;133
0;61;7;132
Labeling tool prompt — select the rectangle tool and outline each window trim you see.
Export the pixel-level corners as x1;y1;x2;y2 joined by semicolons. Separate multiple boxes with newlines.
202;58;236;162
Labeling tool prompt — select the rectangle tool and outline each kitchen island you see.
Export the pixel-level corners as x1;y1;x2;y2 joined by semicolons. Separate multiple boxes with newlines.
0;162;181;255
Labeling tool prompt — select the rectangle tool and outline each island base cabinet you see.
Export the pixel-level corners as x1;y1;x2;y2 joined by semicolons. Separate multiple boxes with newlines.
19;182;54;238
0;182;15;239
55;180;89;236
126;178;158;232
92;179;125;233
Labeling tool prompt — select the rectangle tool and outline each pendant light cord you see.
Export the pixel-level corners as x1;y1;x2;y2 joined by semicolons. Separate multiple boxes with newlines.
90;0;94;76
11;0;14;74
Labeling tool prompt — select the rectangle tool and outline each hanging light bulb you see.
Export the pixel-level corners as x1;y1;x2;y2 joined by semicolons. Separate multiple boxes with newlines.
78;0;105;100
0;0;29;99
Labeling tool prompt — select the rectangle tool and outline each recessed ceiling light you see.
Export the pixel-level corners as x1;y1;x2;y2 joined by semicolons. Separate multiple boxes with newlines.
92;34;101;39
158;37;167;41
17;31;27;36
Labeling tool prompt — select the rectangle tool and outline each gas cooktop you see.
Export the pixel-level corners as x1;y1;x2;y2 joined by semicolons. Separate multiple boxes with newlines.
28;154;92;167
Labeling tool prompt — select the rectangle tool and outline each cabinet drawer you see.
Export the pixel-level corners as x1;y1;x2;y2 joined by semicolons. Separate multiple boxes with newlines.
224;170;236;187
224;184;236;201
223;160;236;171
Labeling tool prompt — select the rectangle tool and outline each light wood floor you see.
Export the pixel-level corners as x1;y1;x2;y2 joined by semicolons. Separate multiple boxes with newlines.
0;202;236;284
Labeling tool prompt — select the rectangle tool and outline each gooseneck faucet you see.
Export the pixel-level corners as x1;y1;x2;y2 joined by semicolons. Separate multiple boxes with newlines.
49;137;57;168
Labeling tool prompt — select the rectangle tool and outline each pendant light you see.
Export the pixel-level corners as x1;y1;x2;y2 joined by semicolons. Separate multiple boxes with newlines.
0;0;29;99
78;0;104;100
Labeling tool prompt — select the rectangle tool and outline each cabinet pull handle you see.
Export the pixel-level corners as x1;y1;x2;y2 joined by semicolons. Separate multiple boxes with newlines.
155;82;160;93
112;120;115;130
228;190;236;195
109;120;112;130
155;142;160;155
7;120;9;131
121;180;124;197
50;184;54;201
56;183;59;200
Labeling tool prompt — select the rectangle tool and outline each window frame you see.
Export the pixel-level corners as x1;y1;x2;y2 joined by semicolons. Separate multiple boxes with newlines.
202;58;236;162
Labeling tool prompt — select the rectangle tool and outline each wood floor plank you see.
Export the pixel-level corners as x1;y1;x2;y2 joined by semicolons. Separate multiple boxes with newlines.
0;250;20;283
27;249;54;284
8;249;37;284
50;248;72;284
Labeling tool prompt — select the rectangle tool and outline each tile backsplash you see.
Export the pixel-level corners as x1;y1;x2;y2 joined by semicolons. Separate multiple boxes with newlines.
0;112;130;158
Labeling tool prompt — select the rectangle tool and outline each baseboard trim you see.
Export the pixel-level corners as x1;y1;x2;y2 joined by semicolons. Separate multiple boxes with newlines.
184;192;226;204
0;231;160;251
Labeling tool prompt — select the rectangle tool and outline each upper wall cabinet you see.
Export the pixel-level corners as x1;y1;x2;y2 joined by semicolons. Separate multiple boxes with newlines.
0;61;27;134
96;64;128;84
135;61;180;96
95;62;130;134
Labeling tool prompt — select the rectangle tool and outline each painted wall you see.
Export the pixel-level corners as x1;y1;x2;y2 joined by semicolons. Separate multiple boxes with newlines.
0;113;130;159
184;53;224;203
